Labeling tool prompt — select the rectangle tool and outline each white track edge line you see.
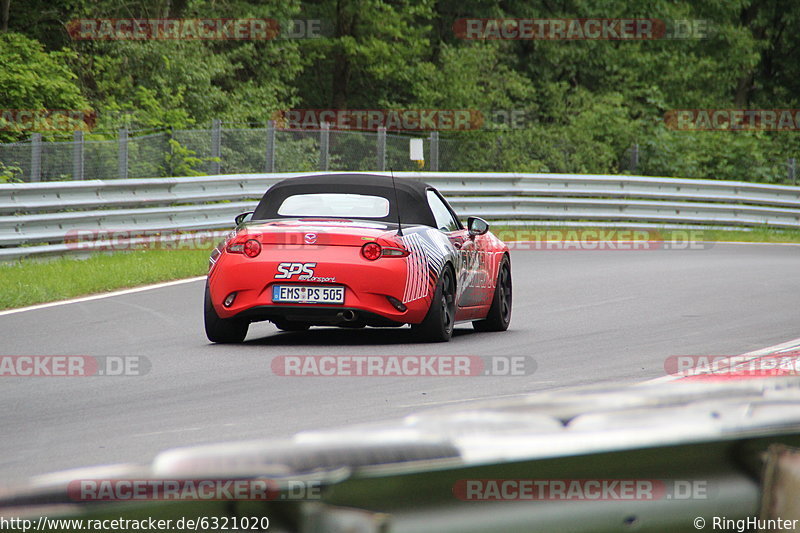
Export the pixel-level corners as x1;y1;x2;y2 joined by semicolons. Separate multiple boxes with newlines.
641;336;800;385
0;276;207;317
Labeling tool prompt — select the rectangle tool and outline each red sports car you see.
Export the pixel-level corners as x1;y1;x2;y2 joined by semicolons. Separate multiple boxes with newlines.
204;173;512;342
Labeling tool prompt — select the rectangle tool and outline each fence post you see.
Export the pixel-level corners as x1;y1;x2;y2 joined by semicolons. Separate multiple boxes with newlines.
30;133;42;182
166;126;174;177
265;120;276;173
210;118;222;175
377;126;386;171
429;131;439;171
319;122;329;171
72;130;84;180
789;158;796;186
630;143;639;173
118;127;128;179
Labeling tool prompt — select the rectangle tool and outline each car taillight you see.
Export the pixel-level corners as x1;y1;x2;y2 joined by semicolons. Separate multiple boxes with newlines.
227;236;261;258
361;242;382;260
243;239;261;257
381;247;410;258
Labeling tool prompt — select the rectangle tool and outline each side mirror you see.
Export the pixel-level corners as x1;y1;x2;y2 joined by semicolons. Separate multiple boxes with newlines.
468;216;489;237
234;211;254;226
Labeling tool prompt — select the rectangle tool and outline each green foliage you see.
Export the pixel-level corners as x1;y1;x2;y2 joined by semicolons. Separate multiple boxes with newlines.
0;161;23;183
2;0;800;181
0;32;91;142
275;135;324;172
295;0;436;108
165;138;215;176
639;127;791;183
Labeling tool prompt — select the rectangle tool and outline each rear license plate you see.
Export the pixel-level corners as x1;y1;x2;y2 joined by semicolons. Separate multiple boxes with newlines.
272;285;345;304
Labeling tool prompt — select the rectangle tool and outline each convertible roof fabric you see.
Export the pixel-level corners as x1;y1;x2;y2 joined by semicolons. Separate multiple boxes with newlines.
252;173;438;227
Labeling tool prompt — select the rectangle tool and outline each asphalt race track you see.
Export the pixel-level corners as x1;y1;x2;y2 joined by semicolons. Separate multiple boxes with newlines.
1;244;799;484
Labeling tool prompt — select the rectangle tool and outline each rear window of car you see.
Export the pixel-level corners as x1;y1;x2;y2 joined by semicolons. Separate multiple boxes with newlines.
277;193;390;218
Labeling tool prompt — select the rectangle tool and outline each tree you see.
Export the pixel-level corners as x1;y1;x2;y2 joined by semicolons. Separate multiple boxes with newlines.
0;32;90;142
295;0;436;109
1;0;10;32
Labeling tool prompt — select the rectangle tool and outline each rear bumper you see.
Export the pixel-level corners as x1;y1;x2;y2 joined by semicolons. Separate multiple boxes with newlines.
234;306;404;327
207;246;431;324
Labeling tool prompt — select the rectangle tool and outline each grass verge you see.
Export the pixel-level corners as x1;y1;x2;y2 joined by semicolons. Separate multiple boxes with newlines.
1;226;799;311
0;249;209;311
690;227;800;243
490;226;800;244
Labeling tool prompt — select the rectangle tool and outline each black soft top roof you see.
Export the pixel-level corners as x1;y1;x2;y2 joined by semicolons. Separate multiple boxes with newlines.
252;173;437;227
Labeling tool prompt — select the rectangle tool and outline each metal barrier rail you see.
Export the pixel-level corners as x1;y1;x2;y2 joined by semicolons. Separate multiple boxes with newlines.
2;172;800;260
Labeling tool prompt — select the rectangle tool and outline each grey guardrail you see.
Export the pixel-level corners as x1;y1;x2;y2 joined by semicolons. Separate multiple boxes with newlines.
2;171;800;260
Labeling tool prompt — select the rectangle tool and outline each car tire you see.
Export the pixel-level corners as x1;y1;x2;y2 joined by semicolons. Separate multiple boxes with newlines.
473;255;512;332
204;284;249;343
412;267;455;342
273;320;311;332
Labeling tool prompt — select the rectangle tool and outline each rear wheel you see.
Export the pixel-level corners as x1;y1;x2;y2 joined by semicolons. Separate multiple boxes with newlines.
204;284;249;343
273;320;311;332
473;255;512;332
412;267;455;342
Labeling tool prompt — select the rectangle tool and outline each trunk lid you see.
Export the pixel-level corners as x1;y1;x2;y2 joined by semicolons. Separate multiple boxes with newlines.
242;218;402;247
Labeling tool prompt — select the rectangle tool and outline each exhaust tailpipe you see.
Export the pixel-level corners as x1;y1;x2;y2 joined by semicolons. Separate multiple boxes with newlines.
337;310;357;321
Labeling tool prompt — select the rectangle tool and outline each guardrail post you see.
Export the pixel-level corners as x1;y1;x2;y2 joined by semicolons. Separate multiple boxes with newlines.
118;127;128;179
789;158;796;186
72;130;84;180
319;122;330;171
630;143;639;173
377;126;386;171
30;133;42;182
265;120;276;173
211;119;222;174
429;131;439;171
